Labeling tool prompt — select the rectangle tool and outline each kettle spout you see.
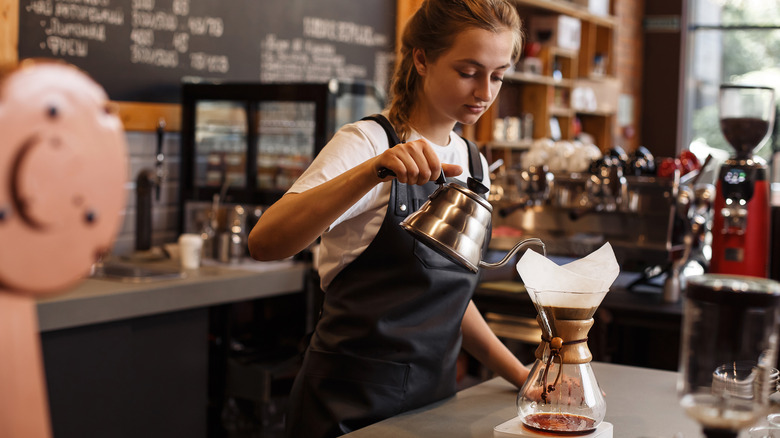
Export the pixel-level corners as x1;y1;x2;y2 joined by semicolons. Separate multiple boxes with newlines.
479;238;546;270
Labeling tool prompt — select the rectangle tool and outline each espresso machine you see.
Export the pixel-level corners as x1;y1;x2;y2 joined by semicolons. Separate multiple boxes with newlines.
710;84;775;278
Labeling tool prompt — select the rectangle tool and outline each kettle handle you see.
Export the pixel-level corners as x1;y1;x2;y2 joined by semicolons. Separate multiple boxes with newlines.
479;238;546;270
377;167;447;185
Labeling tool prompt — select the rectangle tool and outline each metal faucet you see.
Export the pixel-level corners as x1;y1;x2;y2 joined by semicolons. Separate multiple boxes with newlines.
135;119;167;252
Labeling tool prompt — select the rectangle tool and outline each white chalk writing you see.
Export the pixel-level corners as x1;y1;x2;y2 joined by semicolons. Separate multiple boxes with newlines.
260;32;380;84
172;32;189;53
46;36;88;56
188;16;224;37
58;0;111;6
54;4;124;25
130;44;178;67
171;0;189;16
131;0;154;11
302;16;387;47
24;1;387;87
190;52;229;73
130;27;154;46
26;0;53;16
124;1;225;70
26;0;119;57
45;17;106;41
132;10;177;31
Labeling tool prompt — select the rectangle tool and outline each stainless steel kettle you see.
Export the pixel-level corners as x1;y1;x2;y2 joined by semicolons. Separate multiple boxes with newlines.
399;176;545;273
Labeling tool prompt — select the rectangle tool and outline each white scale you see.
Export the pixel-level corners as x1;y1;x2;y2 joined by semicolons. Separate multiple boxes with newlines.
494;417;614;438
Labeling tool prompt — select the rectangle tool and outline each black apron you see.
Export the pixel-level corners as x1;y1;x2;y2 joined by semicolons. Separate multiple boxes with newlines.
285;115;487;438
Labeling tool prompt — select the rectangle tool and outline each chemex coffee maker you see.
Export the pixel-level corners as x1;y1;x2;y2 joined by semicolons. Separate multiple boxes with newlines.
493;245;619;437
515;287;608;435
710;84;775;277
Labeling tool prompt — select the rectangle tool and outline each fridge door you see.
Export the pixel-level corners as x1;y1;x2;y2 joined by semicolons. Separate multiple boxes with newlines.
256;100;317;192
193;100;248;190
181;82;331;205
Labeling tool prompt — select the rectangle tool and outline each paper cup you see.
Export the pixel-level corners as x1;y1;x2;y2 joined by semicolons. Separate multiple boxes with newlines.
178;233;203;269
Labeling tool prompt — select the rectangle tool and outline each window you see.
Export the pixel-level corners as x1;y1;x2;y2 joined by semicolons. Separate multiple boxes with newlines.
684;0;780;175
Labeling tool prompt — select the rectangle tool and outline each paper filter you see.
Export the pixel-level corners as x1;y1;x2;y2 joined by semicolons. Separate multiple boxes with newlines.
516;242;620;310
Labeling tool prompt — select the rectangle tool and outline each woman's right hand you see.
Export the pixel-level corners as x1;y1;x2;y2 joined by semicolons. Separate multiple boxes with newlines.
374;139;463;185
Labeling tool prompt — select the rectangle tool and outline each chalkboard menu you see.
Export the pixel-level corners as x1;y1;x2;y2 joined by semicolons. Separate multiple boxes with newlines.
18;0;395;103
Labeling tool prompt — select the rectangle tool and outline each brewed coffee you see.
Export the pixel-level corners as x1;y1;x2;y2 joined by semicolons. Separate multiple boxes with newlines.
524;413;597;435
541;306;598;320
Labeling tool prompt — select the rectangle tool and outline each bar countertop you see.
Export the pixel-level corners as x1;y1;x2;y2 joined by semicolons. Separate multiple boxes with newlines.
344;362;702;438
35;259;308;332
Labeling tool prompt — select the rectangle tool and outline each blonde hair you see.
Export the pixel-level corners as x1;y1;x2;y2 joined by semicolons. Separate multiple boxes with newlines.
387;0;523;140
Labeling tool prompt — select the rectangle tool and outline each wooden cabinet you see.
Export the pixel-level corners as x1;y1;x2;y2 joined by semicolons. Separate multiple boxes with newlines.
480;0;620;167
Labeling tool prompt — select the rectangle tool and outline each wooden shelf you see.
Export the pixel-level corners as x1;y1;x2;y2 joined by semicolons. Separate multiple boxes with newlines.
511;0;617;28
550;106;574;117
505;71;572;87
487;140;533;150
575;108;614;117
548;46;579;58
581;73;617;82
482;0;620;161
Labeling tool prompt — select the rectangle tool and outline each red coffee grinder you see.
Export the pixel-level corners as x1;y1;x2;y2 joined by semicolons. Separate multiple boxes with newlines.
710;84;775;277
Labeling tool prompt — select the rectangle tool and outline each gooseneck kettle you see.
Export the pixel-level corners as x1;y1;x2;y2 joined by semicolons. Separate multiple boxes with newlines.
382;167;545;272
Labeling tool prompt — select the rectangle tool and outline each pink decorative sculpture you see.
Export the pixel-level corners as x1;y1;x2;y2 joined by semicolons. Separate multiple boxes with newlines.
0;60;127;438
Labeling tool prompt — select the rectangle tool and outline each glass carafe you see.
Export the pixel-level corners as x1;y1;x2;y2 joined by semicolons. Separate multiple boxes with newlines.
517;289;608;434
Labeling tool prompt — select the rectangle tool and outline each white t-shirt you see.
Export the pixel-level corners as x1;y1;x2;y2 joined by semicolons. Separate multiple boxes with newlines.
287;118;490;289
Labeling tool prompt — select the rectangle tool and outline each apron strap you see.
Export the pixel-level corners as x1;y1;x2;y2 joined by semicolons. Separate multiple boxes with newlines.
462;137;483;183
361;114;411;217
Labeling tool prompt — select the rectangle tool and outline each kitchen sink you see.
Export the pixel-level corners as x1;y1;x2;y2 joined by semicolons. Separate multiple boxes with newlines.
91;262;186;283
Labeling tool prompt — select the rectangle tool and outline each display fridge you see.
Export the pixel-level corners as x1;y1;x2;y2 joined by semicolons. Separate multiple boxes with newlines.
178;80;384;248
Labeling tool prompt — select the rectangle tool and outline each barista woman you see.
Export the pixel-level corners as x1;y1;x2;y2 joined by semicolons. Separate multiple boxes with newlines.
248;0;529;436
